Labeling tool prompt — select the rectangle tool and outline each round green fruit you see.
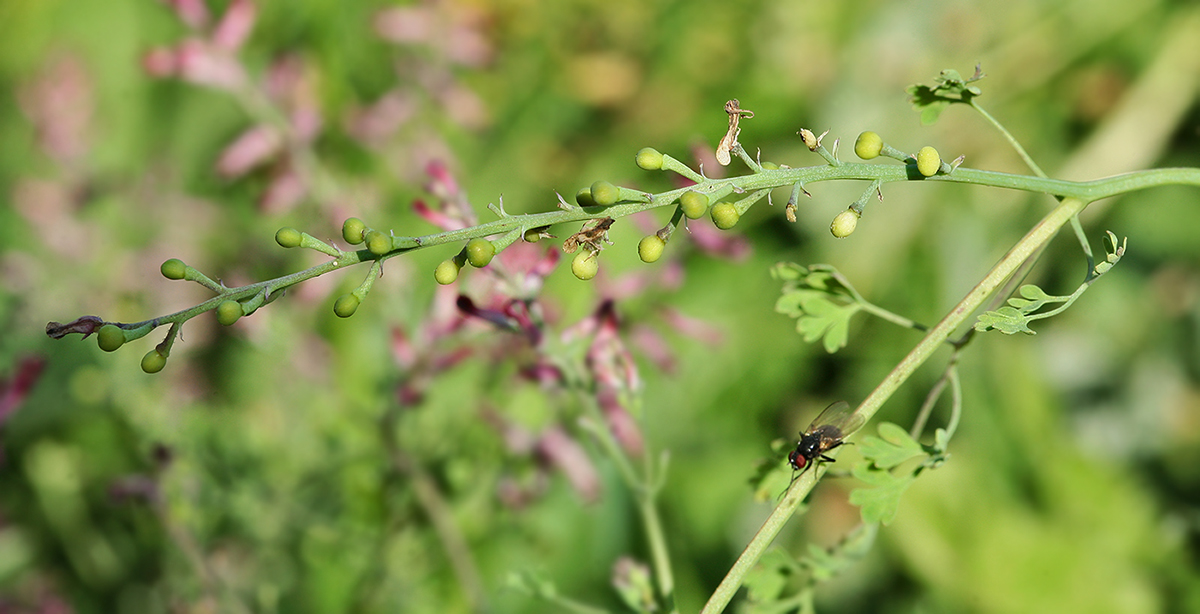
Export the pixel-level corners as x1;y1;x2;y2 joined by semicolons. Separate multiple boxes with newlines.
160;258;187;280
465;238;495;268
589;181;620;206
365;230;391;256
571;250;599;280
575;187;596;207
679;190;709;219
830;209;859;238
434;259;460;285
854;132;884;160
275;227;303;248
333;294;360;318
342;218;367;245
97;325;125;352
216;300;243;326
710;203;740;230
917;146;941;177
638;235;666;263
141;350;167;374
635;147;664;171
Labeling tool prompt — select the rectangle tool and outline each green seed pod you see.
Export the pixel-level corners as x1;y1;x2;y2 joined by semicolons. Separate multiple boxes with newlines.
216;300;243;326
160;258;187;280
333;294;360;318
854;132;884;160
760;161;780;170
97;325;125;352
589;181;620;207
342;217;367;245
917;146;941;177
434;259;461;285
679;190;709;220
465;238;495;268
141;350;167;374
523;228;542;243
575;187;596;207
275;227;303;248
365;230;391;256
635;147;664;171
710;202;740;230
830;209;860;238
638;235;666;263
571;250;599;280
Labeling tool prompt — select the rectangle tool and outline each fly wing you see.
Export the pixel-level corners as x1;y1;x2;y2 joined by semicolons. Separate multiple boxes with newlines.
805;401;867;437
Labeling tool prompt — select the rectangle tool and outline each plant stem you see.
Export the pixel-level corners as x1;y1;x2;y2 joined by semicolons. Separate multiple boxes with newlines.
700;196;1089;614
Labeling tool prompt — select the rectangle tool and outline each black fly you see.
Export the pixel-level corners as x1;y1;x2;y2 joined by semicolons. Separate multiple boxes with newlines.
788;401;866;474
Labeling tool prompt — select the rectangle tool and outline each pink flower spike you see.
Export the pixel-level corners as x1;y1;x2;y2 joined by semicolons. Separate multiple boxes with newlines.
390;327;417;370
374;7;437;44
424;159;460;200
212;0;257;52
630;325;676;375
259;167;307;213
598;390;644;458
537;427;600;503
216;125;281;178
162;0;210;30
412;199;466;232
661;307;724;346
177;39;246;90
142;47;179;78
688;221;751;261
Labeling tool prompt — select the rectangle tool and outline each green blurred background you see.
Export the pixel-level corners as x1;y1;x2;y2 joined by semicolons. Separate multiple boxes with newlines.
2;0;1199;612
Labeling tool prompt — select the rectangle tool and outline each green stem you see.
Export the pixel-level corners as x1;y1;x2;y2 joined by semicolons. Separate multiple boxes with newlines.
969;101;1047;178
700;196;1090;614
53;163;1200;344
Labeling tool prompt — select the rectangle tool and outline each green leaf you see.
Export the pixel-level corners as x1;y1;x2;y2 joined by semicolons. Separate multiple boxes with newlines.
974;306;1035;335
802;523;878;582
744;549;795;603
906;66;986;124
858;422;926;469
849;464;916;525
770;262;806;281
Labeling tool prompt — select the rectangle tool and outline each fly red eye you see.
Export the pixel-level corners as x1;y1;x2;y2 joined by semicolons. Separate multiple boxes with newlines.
788;450;807;471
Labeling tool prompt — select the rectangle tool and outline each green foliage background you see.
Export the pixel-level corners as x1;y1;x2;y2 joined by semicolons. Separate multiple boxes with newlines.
2;0;1199;612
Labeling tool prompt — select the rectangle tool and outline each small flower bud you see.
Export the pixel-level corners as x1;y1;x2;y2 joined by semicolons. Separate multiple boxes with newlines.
434;259;460;285
571;250;599;280
679;190;708;220
638;235;666;263
635;147;664;171
342;217;367;245
97;325;125;352
216;300;243;326
917;146;941;177
141;350;167;374
333;294;360;318
275;227;303;248
830;209;860;238
589;181;620;207
160;258;187;280
710;203;740;230
465;238;495;268
854;132;884;160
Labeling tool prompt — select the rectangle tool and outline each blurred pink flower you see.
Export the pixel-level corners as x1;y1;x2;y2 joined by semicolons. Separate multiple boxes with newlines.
216;125;282;178
537;426;600;503
211;0;257;52
18;55;93;164
158;0;210;30
175;38;247;90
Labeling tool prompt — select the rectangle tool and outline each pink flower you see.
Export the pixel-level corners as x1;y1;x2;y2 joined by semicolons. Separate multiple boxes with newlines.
212;0;257;52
